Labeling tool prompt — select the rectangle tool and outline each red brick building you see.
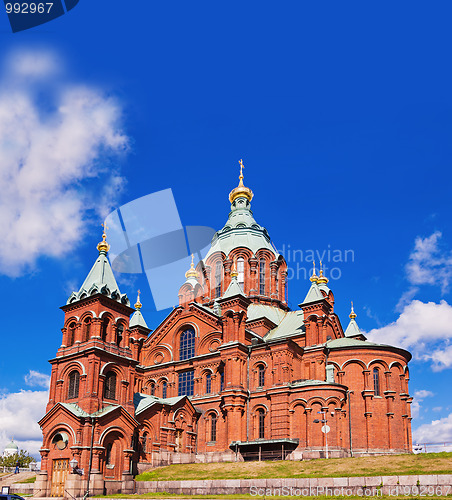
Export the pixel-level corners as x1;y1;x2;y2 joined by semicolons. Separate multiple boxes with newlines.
35;167;413;497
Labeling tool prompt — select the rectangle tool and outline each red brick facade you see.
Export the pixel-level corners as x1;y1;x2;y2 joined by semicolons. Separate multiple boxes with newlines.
35;174;412;497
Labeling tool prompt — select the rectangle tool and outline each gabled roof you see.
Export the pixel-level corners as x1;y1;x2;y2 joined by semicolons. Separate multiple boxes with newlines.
133;393;186;415
263;309;305;341
301;282;324;304
344;317;363;338
130;309;149;329
67;251;129;306
222;276;246;299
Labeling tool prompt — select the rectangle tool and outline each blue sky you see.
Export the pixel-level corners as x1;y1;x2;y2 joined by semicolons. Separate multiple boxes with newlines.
0;1;451;457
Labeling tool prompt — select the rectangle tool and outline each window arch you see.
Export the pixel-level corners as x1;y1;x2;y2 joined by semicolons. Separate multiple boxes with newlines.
116;324;124;346
83;317;91;342
206;372;212;394
180;328;195;360
68;322;76;346
373;367;380;396
104;371;117;400
105;442;113;464
237;257;245;290
258;408;265;439
162;380;167;399
101;317;109;342
210;413;217;442
68;370;80;399
215;261;223;298
258;365;265;387
259;259;266;295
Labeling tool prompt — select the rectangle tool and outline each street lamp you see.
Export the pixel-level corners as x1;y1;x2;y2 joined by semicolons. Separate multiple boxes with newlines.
313;410;334;459
69;458;78;473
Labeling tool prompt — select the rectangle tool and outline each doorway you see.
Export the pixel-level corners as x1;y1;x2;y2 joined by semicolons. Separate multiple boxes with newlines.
50;459;69;497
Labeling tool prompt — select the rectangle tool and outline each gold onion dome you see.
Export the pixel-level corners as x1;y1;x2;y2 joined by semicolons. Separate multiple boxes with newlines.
185;254;199;279
310;261;319;283
135;290;142;310
229;159;254;204
317;261;329;284
349;301;357;320
97;222;110;254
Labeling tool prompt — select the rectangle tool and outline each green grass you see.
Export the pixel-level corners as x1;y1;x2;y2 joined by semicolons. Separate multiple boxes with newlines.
135;452;452;481
15;475;36;483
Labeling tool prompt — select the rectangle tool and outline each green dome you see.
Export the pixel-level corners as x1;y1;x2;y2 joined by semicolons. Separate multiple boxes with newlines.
5;440;18;450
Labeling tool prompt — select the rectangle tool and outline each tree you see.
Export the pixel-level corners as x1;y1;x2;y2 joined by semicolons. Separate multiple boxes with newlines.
0;450;35;467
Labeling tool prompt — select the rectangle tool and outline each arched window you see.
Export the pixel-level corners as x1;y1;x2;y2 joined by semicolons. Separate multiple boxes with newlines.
68;371;80;399
180;328;195;360
259;259;266;295
68;322;76;346
150;382;156;396
104;371;117;399
206;373;212;394
210;414;217;442
275;270;279;295
215;261;223;298
83;317;91;342
116;324;124;346
219;368;225;391
237;257;245;290
141;432;148;453
373;368;380;396
258;409;265;439
162;381;167;399
258;365;265;387
101;317;109;342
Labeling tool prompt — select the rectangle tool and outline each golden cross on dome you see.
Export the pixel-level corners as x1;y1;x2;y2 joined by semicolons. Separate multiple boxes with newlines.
239;159;244;179
101;222;109;237
138;289;141;299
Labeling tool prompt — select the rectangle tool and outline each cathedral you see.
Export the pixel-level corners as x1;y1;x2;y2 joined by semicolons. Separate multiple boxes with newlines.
35;165;413;497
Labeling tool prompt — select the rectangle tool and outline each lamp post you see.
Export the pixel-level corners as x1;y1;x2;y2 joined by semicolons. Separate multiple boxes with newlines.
313;410;334;459
69;458;78;474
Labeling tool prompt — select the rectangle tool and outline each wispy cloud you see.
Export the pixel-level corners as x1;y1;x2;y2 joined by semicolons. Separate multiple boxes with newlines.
413;412;452;449
411;390;434;420
0;48;129;277
24;370;50;389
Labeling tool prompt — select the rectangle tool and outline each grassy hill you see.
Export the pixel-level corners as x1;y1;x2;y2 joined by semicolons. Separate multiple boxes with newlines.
136;452;452;481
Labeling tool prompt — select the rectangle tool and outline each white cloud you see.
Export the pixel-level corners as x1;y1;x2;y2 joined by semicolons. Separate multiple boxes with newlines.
24;370;50;389
413;412;452;450
406;231;452;294
0;389;48;458
411;390;434;420
366;300;452;371
0;48;128;277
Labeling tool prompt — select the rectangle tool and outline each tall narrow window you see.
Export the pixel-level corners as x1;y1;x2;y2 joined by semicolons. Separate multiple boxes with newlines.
180;328;195;360
178;371;194;396
373;368;380;396
206;373;212;394
104;371;117;399
68;322;76;346
83;318;91;342
237;257;245;291
258;409;265;439
210;414;217;442
275;270;279;296
220;368;225;391
68;371;80;399
259;259;266;295
106;442;113;465
116;324;124;346
258;365;265;387
150;382;156;396
101;318;109;342
141;432;148;453
162;381;167;399
215;261;223;298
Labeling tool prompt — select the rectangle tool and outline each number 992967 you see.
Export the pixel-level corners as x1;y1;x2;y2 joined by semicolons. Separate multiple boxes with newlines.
5;3;53;14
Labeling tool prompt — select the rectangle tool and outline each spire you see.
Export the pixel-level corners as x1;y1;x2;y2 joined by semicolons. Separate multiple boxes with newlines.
185;254;198;279
349;301;357;319
317;261;329;285
97;222;110;254
135;290;142;310
66;222;129;306
130;290;149;329
310;261;319;283
230;261;238;278
229;159;254;204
